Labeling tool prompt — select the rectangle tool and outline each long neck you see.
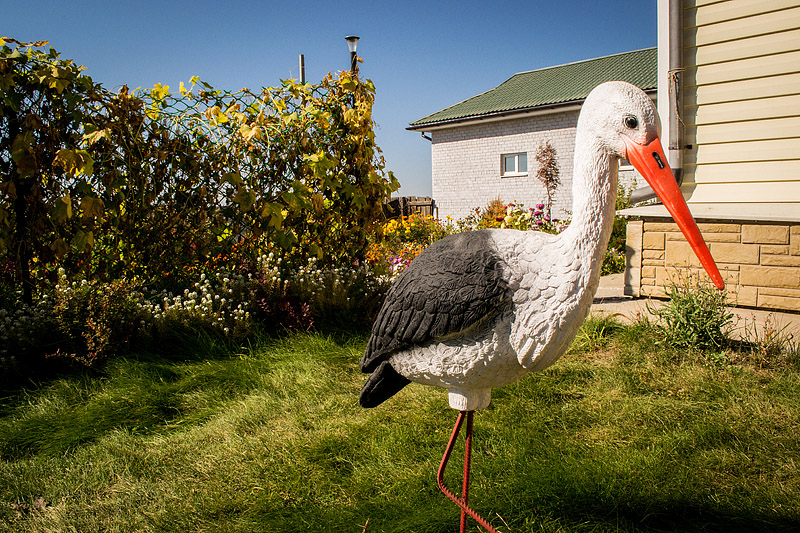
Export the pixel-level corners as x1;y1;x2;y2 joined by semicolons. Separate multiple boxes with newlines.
560;129;619;277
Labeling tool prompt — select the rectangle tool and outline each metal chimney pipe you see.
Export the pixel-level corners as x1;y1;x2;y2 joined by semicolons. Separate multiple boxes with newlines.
630;0;683;205
668;0;684;187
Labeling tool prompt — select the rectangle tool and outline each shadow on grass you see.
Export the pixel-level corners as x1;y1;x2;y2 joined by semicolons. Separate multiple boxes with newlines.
519;492;800;532
0;327;367;461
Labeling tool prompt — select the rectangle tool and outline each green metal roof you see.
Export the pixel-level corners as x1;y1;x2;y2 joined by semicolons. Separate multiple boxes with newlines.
408;47;656;129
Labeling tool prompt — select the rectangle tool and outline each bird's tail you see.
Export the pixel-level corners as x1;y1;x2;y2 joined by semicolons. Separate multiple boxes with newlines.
359;361;410;408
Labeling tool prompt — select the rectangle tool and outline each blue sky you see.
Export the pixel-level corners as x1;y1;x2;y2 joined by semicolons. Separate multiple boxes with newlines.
7;0;657;197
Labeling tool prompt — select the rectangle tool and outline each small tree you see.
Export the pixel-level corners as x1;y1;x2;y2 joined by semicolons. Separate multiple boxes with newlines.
534;141;560;219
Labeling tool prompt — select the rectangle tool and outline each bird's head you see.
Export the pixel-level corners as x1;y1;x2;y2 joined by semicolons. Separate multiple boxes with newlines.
580;81;725;291
580;80;661;157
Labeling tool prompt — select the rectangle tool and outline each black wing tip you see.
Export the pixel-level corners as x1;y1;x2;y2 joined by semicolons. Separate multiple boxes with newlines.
359;361;410;408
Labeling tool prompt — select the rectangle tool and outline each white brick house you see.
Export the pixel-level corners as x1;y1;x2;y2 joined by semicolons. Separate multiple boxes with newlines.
408;48;657;221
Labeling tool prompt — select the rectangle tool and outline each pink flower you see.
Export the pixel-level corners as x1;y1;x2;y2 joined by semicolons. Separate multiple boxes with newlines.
536;203;545;209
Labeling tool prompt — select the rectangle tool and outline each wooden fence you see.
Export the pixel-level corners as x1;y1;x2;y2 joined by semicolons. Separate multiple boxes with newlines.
383;196;436;219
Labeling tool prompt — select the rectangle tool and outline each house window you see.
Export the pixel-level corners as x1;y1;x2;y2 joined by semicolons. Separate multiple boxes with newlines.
501;153;527;177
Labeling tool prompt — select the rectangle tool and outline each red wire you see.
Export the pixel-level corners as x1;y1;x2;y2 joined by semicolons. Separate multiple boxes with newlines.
437;410;499;533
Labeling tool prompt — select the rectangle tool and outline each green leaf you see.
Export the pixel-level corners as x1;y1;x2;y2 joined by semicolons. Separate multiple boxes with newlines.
51;238;69;258
222;172;243;186
281;191;299;210
260;202;286;229
76;149;94;176
73;229;94;252
53;149;93;176
11;132;37;177
52;194;72;222
233;189;257;212
281;112;297;126
151;83;170;100
80;196;104;222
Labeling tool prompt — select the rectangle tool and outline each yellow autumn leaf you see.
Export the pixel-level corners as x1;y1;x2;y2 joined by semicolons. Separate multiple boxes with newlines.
253;125;263;140
204;105;221;120
54;149;94;176
152;83;170;100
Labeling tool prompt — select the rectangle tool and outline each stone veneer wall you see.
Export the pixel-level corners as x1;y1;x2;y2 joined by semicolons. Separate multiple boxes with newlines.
625;219;800;312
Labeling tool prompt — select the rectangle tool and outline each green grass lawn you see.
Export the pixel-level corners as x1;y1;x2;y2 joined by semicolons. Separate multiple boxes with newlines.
1;321;799;532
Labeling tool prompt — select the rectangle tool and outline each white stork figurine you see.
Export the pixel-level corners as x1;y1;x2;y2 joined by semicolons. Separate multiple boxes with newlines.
359;81;725;531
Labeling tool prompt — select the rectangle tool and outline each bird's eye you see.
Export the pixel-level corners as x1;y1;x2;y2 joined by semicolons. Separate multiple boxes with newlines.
624;115;638;129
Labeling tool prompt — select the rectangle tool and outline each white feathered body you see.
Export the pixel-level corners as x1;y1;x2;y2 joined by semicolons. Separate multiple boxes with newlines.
360;81;649;411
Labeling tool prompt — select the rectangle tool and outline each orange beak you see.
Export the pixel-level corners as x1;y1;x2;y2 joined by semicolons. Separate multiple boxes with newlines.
624;137;725;290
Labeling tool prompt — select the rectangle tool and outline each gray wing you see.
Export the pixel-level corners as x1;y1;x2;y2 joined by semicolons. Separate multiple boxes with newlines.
360;230;511;373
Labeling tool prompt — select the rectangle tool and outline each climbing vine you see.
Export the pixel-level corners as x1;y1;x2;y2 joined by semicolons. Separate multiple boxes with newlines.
0;38;399;301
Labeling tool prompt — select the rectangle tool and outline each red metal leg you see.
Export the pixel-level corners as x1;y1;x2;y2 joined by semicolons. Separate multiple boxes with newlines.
460;411;473;532
437;410;498;533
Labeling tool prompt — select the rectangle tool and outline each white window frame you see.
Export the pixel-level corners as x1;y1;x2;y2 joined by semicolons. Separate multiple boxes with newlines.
501;152;527;177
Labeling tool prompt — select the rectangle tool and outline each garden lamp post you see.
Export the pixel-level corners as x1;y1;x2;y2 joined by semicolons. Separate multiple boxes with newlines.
345;35;359;74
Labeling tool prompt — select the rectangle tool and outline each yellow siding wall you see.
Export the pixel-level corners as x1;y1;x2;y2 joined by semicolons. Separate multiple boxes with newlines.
682;0;800;204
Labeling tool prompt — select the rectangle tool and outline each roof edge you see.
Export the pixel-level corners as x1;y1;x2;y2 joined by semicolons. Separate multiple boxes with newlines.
510;46;656;78
407;87;656;131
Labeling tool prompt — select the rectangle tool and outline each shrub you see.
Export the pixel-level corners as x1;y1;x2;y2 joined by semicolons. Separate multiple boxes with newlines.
460;199;568;234
251;254;390;331
0;272;149;369
499;202;563;234
649;273;733;352
601;247;625;276
144;271;253;340
0;294;56;368
480;196;507;228
731;313;800;369
601;182;634;276
50;277;149;366
367;213;452;278
249;277;313;334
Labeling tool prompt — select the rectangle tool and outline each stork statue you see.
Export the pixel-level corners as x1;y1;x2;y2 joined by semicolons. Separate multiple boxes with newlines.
359;81;725;532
